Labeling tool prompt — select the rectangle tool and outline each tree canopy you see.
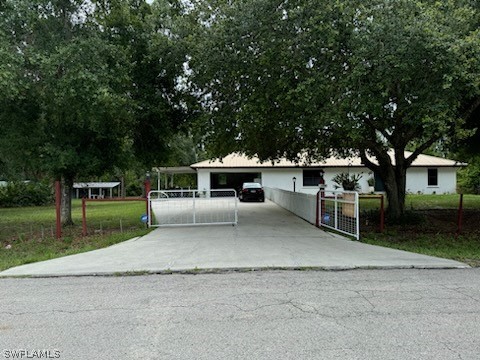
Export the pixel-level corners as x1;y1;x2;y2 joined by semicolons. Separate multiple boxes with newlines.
0;0;188;224
1;0;479;222
190;0;480;218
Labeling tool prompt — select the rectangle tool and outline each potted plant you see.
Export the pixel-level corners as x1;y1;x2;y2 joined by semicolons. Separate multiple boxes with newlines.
332;172;362;217
332;172;363;191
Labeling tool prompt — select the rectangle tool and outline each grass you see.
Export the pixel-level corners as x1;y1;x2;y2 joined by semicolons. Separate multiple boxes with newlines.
405;194;480;209
361;232;480;267
0;199;150;271
359;194;480;267
0;229;150;272
359;193;480;211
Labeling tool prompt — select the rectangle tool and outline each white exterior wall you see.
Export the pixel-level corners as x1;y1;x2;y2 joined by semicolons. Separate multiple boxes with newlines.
406;167;457;194
263;168;370;194
323;167;370;193
197;169;211;192
196;166;458;195
262;169;304;192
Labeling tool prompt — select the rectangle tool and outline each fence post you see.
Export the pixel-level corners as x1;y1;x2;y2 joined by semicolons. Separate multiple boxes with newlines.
355;192;360;240
55;180;62;239
318;184;326;228
82;197;87;236
144;175;151;216
456;193;464;236
379;194;385;233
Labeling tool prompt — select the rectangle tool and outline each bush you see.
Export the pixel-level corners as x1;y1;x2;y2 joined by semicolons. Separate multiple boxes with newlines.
0;182;53;207
126;182;143;197
457;159;480;194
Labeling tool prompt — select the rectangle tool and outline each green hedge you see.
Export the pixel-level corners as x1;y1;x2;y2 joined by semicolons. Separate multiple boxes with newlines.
458;161;480;195
0;182;53;207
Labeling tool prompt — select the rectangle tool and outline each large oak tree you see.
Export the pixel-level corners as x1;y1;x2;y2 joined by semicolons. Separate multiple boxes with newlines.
190;0;480;219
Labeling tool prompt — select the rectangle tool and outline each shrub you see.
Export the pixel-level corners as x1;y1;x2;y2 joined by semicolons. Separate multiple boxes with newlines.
0;182;53;207
126;182;143;197
457;159;480;194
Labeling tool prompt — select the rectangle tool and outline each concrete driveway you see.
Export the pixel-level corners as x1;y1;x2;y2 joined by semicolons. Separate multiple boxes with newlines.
0;200;468;277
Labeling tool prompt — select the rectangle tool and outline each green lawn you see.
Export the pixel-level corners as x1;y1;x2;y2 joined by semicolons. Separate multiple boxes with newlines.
0;199;150;271
405;194;480;209
360;193;480;210
362;232;480;267
360;194;480;267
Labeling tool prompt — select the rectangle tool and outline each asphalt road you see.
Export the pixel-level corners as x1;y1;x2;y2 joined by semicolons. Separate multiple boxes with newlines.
1;269;479;360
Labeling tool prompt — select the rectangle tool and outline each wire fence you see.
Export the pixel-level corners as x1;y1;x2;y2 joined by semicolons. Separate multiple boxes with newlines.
319;191;360;240
0;199;148;244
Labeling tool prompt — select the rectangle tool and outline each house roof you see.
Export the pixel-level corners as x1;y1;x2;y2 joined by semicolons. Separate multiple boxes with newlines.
191;151;466;169
73;182;120;189
153;166;196;174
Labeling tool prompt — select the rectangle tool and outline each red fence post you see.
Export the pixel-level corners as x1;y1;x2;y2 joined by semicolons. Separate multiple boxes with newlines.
456;193;464;236
55;180;62;239
144;176;151;216
82;197;87;236
379;194;385;233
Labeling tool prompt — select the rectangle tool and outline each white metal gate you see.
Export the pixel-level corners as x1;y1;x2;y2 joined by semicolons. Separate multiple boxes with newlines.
148;189;238;227
319;190;360;240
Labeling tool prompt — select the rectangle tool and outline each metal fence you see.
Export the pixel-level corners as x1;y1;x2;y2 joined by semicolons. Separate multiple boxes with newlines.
319;190;360;240
148;189;238;227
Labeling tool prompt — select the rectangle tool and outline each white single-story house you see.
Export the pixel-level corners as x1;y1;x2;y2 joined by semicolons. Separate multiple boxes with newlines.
191;151;466;195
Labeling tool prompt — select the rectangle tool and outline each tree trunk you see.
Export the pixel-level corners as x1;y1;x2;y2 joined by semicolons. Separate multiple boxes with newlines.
378;162;407;221
120;175;126;198
361;148;408;221
61;176;74;226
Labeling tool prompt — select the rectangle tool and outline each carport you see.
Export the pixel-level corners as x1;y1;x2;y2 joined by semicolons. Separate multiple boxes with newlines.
154;166;197;189
210;172;261;190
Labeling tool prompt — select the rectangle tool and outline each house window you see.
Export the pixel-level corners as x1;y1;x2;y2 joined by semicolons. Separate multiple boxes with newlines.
428;168;438;186
303;170;322;186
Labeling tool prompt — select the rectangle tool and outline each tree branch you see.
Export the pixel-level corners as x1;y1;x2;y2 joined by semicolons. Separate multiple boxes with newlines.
405;136;438;167
461;96;480;120
359;150;380;172
364;117;391;141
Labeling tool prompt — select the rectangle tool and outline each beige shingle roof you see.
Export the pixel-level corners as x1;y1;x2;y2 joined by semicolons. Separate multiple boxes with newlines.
191;151;466;169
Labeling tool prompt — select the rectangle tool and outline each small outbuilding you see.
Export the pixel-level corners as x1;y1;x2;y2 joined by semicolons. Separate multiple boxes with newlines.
73;182;121;199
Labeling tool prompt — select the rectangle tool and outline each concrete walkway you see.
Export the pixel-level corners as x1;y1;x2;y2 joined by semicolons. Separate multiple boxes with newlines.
0;201;468;277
